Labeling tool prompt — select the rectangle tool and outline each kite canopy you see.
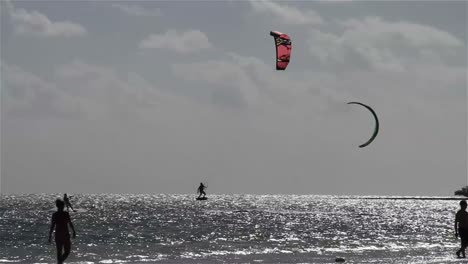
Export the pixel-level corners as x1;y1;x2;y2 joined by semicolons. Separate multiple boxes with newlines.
347;102;379;148
270;31;292;70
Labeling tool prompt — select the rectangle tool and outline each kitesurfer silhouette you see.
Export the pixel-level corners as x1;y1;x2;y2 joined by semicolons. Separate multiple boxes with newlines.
63;194;75;212
456;200;468;258
48;199;76;264
197;183;207;199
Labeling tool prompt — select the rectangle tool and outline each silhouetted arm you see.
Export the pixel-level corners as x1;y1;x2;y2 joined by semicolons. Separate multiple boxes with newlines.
48;214;56;243
68;213;76;238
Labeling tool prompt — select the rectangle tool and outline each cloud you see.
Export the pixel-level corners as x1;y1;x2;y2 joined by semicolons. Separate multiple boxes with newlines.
5;0;86;37
2;60;167;120
316;0;353;3
169;48;465;169
170;38;465;138
248;0;323;25
139;29;212;53
54;60;162;120
171;52;352;112
341;16;463;48
111;3;161;17
307;16;464;72
172;57;259;108
2;62;82;118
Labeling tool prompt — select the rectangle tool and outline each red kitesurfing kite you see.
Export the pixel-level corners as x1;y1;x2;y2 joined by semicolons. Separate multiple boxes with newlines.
270;31;292;70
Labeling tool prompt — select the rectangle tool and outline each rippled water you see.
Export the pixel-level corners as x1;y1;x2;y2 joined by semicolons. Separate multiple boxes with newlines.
0;194;465;263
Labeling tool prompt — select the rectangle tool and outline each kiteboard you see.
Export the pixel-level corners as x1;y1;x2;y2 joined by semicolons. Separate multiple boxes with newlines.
196;197;208;201
48;208;87;213
72;208;88;213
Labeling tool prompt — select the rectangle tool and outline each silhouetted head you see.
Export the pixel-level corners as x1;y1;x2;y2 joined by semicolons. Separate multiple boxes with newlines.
64;193;68;198
460;200;467;209
56;199;65;210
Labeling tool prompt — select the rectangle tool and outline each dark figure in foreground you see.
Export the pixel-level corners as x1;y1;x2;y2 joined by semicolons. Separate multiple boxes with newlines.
455;200;468;258
197;183;207;198
63;194;75;212
49;199;76;264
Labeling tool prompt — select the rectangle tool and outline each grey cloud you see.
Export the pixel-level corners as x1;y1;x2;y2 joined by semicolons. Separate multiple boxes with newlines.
139;29;212;53
171;52;355;114
248;0;323;25
308;16;465;72
316;0;354;2
171;59;257;108
4;0;86;37
54;61;162;120
2;1;465;195
112;3;162;17
340;16;463;50
2;63;82;119
2;61;165;121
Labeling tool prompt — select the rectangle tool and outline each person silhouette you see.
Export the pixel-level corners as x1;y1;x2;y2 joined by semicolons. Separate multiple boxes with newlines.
49;199;76;264
63;194;76;212
197;183;207;198
455;200;468;258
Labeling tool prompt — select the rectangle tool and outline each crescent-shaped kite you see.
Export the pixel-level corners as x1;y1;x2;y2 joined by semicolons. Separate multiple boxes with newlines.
347;102;379;148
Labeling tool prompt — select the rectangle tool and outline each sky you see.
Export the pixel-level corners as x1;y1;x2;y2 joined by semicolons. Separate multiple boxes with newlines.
1;0;467;195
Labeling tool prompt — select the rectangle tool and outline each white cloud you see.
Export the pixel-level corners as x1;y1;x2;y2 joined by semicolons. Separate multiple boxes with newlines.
248;0;323;25
5;0;86;37
308;16;464;72
139;29;212;53
111;3;161;17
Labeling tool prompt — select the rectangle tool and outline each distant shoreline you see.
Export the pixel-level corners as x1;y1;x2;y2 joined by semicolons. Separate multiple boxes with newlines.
0;193;465;201
339;196;464;201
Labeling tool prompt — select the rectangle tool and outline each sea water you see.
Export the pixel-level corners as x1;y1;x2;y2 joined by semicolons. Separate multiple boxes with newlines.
0;194;465;263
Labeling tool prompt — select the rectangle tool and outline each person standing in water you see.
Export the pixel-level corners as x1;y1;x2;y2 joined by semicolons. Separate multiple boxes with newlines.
197;183;207;198
63;194;76;212
49;199;76;264
455;200;468;258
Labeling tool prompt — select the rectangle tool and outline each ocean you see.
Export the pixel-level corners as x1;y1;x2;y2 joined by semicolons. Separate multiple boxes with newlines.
0;194;465;263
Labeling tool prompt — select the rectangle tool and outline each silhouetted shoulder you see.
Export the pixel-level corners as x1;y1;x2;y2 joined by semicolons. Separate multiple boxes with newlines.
53;211;71;222
61;211;71;220
457;210;468;220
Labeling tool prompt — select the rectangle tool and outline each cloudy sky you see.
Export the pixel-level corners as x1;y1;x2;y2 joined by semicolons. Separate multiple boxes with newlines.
1;0;466;195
